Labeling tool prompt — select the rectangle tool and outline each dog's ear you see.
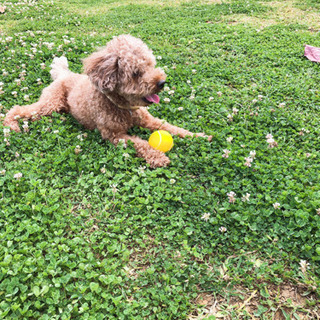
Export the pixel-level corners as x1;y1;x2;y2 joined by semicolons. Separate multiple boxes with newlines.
83;51;118;92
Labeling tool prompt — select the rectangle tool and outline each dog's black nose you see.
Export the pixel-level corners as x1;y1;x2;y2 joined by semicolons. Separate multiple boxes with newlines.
157;80;166;89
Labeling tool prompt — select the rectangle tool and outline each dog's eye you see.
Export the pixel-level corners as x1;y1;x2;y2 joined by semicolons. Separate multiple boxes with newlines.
133;71;141;78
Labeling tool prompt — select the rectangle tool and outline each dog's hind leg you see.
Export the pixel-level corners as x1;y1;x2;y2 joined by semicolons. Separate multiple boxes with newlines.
3;80;69;132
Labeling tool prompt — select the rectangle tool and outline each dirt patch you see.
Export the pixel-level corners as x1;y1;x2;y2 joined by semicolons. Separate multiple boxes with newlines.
189;281;319;319
125;235;158;279
59;0;224;16
224;0;320;29
199;0;224;3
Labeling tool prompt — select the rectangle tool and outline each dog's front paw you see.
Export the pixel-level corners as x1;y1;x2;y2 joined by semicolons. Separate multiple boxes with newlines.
148;153;170;168
3;121;21;133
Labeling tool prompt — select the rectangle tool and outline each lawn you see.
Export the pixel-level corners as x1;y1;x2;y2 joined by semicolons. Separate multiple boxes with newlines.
1;0;320;319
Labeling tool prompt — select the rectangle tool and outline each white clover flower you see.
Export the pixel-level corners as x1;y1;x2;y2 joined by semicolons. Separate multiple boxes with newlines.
53;130;59;134
278;102;286;108
316;208;320;215
168;90;175;95
0;169;6;175
24;95;30;101
111;184;118;193
241;193;250;202
192;69;197;74
170;179;176;184
164;86;170;92
232;107;239;115
227;191;236;203
300;128;310;135
31;111;38;119
222;149;231;158
187;80;191;84
249;150;256;159
123;153;130;159
227;114;233;122
118;139;127;148
306;153;311;158
3;128;10;138
74;145;82;154
208;97;214;102
266;134;278;148
100;167;106;174
14;172;23;179
4;138;10;146
219;226;227;233
267;138;278;148
163;97;170;103
252;99;258;104
299;260;309;274
40;63;46;70
244;157;253;167
138;166;146;174
217;91;222;97
227;136;233;143
189;94;195;100
177;107;184;111
201;213;210;222
258;95;263;100
273;202;280;209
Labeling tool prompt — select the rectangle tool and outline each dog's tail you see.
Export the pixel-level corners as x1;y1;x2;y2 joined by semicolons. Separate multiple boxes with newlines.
50;56;70;80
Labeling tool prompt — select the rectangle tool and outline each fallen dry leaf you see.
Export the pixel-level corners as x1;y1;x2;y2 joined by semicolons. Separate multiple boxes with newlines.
304;45;320;63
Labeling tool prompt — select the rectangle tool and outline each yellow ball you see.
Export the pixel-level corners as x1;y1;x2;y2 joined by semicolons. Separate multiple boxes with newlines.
148;130;174;153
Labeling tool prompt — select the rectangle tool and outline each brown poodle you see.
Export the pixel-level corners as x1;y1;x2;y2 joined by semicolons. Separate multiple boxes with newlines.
4;35;211;168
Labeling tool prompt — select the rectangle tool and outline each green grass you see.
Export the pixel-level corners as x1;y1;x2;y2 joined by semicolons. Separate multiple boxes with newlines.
1;0;320;319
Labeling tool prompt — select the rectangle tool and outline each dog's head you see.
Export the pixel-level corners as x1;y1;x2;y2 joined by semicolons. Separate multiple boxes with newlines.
83;35;166;109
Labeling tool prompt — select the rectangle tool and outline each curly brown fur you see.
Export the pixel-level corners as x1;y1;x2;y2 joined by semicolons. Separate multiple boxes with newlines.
4;35;211;168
